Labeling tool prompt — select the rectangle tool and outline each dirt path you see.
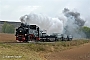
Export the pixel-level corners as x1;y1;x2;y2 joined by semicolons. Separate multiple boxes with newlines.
45;43;90;60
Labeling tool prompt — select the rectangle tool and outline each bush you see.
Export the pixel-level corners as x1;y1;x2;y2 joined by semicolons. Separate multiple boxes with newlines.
82;26;90;38
2;22;15;33
2;22;7;33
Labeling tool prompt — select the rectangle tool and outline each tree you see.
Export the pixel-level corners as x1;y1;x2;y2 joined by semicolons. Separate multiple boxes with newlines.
82;26;90;38
2;22;7;33
2;22;15;33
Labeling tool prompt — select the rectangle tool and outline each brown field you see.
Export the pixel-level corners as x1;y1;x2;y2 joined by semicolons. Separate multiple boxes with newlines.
0;33;16;42
45;43;90;60
0;33;90;60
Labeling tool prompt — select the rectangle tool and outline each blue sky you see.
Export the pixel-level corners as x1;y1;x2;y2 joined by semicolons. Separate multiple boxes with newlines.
0;0;90;25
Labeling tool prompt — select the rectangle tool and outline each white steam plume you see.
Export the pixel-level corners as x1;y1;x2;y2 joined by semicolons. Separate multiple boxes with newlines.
20;13;63;34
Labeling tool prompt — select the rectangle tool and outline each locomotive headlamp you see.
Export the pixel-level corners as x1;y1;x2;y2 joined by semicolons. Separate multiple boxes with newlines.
20;31;22;32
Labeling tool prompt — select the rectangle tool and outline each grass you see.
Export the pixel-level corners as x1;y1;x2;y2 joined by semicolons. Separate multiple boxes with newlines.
0;40;90;60
0;43;43;60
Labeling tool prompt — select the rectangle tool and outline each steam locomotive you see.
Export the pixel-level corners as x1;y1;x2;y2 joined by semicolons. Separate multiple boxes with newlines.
15;23;73;42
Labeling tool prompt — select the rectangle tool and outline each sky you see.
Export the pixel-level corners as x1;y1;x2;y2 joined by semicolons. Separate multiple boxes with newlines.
0;0;90;27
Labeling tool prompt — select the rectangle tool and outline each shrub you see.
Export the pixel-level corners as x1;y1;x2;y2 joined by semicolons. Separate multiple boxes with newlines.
2;22;15;33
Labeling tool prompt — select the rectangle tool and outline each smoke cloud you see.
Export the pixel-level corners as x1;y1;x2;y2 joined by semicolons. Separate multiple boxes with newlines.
63;8;86;38
20;8;86;38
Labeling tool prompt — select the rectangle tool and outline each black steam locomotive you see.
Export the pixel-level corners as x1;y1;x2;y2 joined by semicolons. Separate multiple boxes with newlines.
15;23;40;42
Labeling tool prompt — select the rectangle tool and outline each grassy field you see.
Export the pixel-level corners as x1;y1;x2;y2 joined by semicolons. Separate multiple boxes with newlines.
0;40;90;60
0;33;90;60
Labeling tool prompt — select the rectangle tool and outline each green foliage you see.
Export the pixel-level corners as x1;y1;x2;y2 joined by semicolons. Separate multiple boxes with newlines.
2;22;7;33
82;26;90;38
2;22;15;33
